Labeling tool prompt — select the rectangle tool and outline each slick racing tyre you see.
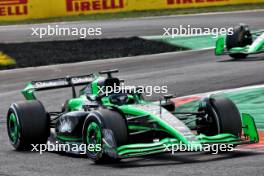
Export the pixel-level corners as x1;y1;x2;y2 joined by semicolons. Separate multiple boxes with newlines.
226;24;253;59
7;101;50;151
83;109;128;163
197;97;242;137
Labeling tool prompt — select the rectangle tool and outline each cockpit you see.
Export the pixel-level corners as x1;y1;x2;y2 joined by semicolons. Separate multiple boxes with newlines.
82;69;140;106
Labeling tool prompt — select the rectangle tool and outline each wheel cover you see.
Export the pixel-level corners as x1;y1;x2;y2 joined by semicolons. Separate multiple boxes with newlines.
8;113;19;143
86;122;102;156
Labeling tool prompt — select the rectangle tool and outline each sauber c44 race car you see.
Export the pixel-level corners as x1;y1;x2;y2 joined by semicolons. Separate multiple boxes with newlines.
215;24;264;59
7;70;259;163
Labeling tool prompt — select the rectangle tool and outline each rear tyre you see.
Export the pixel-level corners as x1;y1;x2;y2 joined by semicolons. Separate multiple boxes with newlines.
83;109;128;163
7;101;50;151
226;24;252;59
197;97;242;137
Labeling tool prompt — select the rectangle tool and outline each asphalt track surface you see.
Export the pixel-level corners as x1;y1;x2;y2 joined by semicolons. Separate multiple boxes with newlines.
0;10;264;43
1;49;264;176
1;11;264;176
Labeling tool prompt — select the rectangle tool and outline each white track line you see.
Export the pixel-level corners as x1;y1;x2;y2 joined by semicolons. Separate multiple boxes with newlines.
174;84;264;100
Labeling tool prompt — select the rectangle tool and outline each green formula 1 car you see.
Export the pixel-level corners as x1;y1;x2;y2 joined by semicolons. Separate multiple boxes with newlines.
7;70;259;163
215;24;264;59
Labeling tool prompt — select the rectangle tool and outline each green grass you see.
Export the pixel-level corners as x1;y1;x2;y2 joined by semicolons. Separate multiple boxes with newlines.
144;35;216;50
1;3;264;25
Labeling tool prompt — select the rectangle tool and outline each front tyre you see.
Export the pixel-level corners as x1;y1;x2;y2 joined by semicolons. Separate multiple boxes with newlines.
83;109;128;163
226;24;252;59
197;97;242;137
7;101;50;151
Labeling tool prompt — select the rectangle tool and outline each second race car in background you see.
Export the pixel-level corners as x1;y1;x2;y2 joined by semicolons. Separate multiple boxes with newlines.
215;24;264;59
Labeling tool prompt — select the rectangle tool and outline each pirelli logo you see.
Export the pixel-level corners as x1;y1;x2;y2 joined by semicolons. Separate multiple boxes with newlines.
0;0;28;16
167;0;228;5
66;0;125;12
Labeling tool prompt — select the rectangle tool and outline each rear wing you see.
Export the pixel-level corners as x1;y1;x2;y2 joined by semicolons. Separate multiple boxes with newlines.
22;74;95;100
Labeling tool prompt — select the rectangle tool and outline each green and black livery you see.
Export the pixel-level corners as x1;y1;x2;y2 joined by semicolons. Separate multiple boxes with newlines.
7;70;259;163
215;24;264;59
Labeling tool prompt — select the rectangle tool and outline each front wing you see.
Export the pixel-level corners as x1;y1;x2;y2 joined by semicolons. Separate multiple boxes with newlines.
114;113;259;158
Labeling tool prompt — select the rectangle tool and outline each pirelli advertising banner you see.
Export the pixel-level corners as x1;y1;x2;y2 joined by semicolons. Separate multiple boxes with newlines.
1;0;264;21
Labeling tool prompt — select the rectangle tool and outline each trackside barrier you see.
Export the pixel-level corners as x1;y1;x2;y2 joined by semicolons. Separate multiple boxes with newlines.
1;0;264;21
